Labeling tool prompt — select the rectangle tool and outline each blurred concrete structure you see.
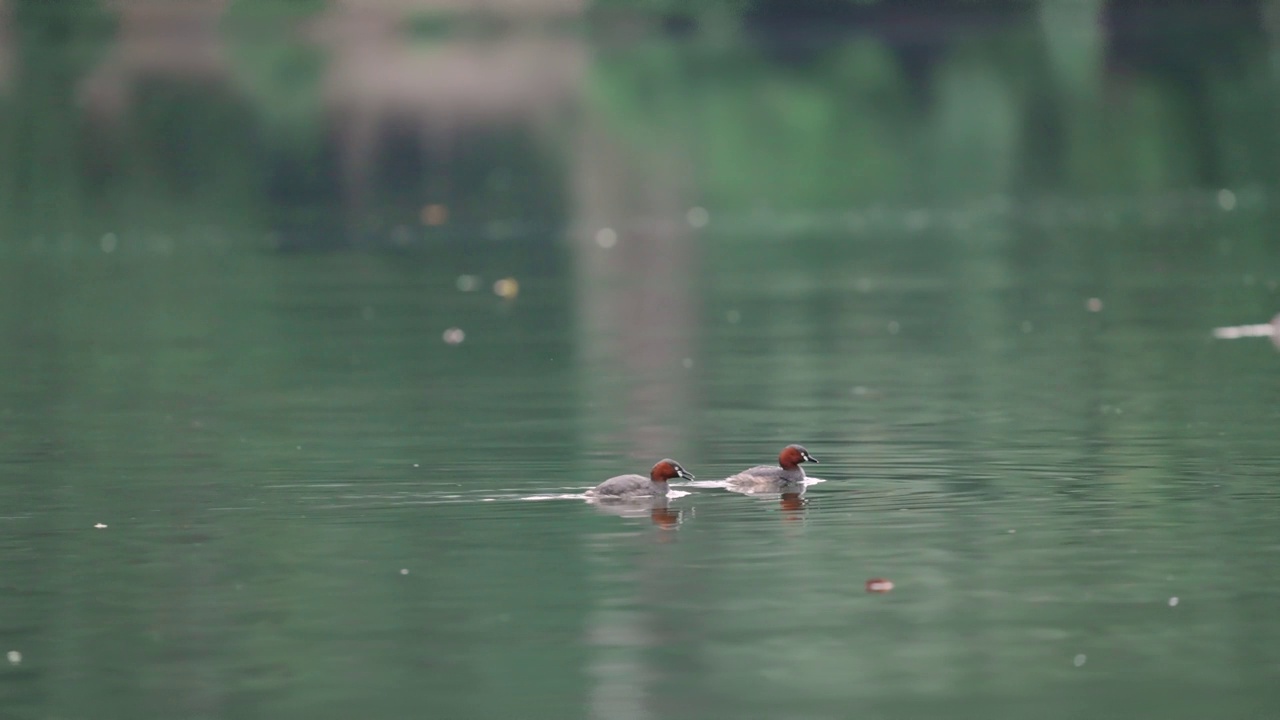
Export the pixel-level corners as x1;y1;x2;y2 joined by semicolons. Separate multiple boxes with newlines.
78;0;232;121
329;0;585;15
304;2;585;217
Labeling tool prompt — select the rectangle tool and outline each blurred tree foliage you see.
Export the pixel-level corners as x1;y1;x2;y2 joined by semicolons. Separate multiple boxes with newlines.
586;9;1279;213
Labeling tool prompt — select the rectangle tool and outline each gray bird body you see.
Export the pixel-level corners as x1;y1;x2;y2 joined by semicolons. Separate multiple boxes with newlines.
588;474;668;499
725;465;806;493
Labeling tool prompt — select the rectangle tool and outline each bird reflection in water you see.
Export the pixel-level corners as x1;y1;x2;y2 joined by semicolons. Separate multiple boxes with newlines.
589;494;684;530
779;491;809;522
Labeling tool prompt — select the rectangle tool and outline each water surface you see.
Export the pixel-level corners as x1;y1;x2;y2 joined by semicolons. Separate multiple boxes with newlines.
2;5;1280;720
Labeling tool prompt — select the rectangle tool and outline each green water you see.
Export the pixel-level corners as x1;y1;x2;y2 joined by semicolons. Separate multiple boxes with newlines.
3;4;1280;719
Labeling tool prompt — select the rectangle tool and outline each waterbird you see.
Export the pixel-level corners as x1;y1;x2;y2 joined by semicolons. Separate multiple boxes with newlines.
724;444;819;494
587;459;694;500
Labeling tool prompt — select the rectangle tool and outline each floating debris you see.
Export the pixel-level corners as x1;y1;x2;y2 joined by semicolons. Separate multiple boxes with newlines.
100;233;118;253
1086;298;1104;312
400;568;410;576
865;578;894;593
493;278;519;300
1073;654;1087;667
1168;596;1179;607
421;203;449;226
1217;188;1237;211
6;651;19;665
94;523;107;529
442;328;465;345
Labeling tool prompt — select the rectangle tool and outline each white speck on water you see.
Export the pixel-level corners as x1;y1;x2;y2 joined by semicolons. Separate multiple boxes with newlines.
1073;654;1087;667
852;386;868;395
594;227;617;248
94;523;107;529
481;498;496;502
1217;188;1237;211
726;310;741;324
6;651;20;664
887;321;901;335
400;568;409;575
443;327;465;345
296;445;302;451
686;206;710;228
1086;297;1103;312
681;358;693;369
413;463;419;468
1008;529;1016;534
455;275;480;292
856;277;874;293
1168;596;1179;607
100;233;118;253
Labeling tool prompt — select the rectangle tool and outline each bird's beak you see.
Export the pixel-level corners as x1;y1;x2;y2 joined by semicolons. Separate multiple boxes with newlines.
805;454;819;464
678;468;695;480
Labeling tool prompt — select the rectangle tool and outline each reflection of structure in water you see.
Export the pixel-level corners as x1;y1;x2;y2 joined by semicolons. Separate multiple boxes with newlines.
59;0;585;250
307;8;583;248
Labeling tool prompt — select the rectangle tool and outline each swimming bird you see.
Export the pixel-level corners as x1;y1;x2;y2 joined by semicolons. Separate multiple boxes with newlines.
587;458;694;500
725;444;818;494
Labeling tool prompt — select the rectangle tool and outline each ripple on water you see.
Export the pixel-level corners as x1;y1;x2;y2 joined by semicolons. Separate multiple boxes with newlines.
522;489;692;501
677;477;827;490
263;479;700;511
